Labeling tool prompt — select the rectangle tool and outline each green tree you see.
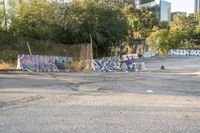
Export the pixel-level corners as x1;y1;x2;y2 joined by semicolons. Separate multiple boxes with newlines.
194;10;200;30
0;0;5;31
159;21;169;29
171;14;196;40
192;11;200;45
147;28;182;54
54;0;129;56
122;5;158;53
171;14;197;47
0;8;3;31
147;28;168;54
9;0;128;57
10;0;59;40
148;14;198;54
123;5;158;40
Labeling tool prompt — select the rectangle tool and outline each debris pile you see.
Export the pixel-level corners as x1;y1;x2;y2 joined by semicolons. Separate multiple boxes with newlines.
93;54;146;72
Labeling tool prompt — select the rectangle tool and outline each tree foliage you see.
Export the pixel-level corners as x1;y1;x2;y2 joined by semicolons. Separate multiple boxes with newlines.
147;13;200;54
2;0;200;58
171;14;196;35
9;0;128;53
159;21;169;29
0;1;5;31
147;28;187;54
123;5;158;40
10;0;59;40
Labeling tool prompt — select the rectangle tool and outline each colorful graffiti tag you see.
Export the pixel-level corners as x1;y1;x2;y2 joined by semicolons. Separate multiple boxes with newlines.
169;49;200;56
143;52;156;58
17;54;72;72
17;54;147;72
93;54;146;72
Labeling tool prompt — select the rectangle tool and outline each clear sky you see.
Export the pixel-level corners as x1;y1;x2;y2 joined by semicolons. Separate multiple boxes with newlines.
165;0;194;14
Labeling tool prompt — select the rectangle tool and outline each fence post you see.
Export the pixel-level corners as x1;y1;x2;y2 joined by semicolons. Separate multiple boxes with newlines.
89;34;93;70
27;41;32;55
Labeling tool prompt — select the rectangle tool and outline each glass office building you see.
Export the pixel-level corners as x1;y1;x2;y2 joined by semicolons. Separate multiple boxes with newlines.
160;0;171;21
134;0;171;23
195;0;200;14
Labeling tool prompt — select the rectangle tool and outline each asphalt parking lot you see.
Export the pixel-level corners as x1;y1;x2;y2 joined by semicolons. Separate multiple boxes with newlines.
0;56;200;133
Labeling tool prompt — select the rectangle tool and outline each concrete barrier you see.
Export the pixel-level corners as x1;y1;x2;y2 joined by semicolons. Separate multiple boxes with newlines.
143;52;156;58
17;54;72;72
93;54;145;72
169;49;200;56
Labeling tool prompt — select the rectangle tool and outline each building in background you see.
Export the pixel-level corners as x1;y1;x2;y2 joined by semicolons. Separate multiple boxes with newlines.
195;0;200;14
99;0;133;4
171;12;187;21
134;0;171;23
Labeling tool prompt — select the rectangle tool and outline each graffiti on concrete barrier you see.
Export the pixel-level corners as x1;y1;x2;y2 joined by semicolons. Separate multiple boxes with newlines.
17;53;147;72
17;54;72;72
54;56;72;69
143;52;156;58
93;54;146;72
169;49;200;56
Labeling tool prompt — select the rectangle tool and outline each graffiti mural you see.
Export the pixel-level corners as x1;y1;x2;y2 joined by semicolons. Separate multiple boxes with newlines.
17;54;147;72
93;54;146;72
54;56;72;69
143;52;156;58
17;54;72;72
169;49;200;56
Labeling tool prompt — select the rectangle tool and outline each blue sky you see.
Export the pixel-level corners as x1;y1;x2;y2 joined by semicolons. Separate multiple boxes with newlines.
165;0;194;14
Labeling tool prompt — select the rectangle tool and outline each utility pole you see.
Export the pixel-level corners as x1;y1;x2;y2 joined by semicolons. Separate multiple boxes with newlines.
3;0;8;31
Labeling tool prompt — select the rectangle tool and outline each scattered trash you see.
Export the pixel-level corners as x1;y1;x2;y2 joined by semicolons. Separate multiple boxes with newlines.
98;87;113;93
146;90;154;93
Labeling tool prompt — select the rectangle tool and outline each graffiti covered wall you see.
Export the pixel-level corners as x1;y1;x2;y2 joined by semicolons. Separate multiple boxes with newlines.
17;54;147;72
143;52;156;58
17;54;72;72
93;54;146;72
169;49;200;56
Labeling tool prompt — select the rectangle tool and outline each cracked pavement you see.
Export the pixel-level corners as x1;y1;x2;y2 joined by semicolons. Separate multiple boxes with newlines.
0;56;200;133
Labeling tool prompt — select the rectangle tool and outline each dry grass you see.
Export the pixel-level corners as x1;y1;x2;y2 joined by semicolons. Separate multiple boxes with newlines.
68;60;93;72
69;61;81;72
0;61;15;69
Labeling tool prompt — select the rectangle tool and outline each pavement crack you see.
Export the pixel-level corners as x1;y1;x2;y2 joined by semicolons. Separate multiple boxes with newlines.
0;95;44;113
